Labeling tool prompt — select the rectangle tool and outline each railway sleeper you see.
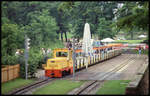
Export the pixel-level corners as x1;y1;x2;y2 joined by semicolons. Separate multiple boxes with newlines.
80;81;100;94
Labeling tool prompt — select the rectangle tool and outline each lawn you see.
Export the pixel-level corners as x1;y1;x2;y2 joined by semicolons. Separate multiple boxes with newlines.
67;32;73;39
96;80;130;95
1;78;35;94
115;40;144;44
33;79;85;95
58;32;73;40
132;49;148;55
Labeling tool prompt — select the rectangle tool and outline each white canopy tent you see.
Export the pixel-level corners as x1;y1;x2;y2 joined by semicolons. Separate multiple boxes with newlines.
138;35;147;38
101;38;115;42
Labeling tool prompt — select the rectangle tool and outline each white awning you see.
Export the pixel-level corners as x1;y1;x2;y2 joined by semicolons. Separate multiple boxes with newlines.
138;35;146;38
101;38;115;42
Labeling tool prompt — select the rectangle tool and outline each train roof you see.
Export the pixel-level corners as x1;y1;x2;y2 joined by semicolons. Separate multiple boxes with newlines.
107;43;123;47
54;43;123;53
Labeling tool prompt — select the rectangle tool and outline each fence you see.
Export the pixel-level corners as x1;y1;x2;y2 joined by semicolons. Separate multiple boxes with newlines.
1;64;20;83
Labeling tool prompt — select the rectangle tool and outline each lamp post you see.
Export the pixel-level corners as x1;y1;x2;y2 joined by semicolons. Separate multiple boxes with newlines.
24;35;30;80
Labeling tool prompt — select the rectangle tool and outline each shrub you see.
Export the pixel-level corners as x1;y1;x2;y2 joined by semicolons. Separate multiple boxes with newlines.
28;57;38;78
2;55;18;65
20;52;39;78
20;58;25;78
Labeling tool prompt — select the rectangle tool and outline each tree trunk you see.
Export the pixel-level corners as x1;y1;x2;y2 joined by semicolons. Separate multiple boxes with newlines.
64;31;67;42
95;15;98;25
83;15;87;24
56;31;59;39
61;31;63;42
130;30;133;40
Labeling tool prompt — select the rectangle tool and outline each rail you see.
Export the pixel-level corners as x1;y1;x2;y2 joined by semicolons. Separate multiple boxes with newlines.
68;54;137;94
7;78;56;95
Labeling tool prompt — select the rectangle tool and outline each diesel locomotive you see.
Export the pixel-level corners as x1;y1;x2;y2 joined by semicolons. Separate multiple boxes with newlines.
44;43;123;77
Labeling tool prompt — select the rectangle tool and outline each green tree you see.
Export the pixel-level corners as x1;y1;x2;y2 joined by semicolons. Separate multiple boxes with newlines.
24;9;59;47
2;23;24;65
63;1;118;39
96;18;114;39
115;2;149;39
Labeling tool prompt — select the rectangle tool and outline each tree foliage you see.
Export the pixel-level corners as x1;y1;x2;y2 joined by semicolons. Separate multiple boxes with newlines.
96;18;114;39
116;2;149;34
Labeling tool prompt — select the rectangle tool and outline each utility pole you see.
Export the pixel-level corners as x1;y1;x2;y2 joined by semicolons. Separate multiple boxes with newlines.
72;38;76;78
24;35;30;80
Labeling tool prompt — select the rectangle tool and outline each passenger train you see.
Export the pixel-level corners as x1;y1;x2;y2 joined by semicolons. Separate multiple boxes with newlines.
44;43;123;77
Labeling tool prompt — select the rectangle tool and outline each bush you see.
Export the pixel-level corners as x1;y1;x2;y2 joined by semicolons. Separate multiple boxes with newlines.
28;57;38;78
37;55;45;68
141;39;148;44
20;58;25;78
20;52;39;78
2;55;18;65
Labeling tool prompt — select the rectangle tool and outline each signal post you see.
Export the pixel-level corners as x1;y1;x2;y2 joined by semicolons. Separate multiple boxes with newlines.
24;35;30;80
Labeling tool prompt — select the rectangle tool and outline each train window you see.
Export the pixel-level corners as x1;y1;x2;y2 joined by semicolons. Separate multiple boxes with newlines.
56;52;68;57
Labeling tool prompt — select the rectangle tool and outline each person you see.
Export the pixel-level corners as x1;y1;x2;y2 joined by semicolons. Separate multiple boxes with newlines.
66;40;69;48
67;40;72;50
15;49;24;64
139;46;142;54
143;45;146;50
102;49;104;59
41;48;48;63
41;48;46;55
47;48;51;54
15;49;20;56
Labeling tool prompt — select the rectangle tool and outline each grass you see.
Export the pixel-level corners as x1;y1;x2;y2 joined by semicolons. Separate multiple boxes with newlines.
67;32;73;39
115;40;144;44
58;32;73;40
1;78;35;94
96;80;130;95
33;79;85;95
132;49;148;55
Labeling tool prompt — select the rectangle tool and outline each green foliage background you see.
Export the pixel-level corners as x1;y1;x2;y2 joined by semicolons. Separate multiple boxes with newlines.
1;1;148;78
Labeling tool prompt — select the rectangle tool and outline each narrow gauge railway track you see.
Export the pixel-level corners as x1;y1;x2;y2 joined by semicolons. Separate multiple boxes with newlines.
88;54;129;73
69;55;136;94
96;54;136;80
76;80;101;95
6;55;123;95
7;78;57;95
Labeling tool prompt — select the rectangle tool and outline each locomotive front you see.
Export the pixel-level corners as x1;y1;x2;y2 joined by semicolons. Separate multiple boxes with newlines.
44;48;73;77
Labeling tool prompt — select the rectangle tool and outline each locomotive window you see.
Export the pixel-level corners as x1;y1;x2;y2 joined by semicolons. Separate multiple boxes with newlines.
56;52;68;57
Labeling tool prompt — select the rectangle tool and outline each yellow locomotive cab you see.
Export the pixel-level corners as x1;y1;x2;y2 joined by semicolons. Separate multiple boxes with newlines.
44;48;73;77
